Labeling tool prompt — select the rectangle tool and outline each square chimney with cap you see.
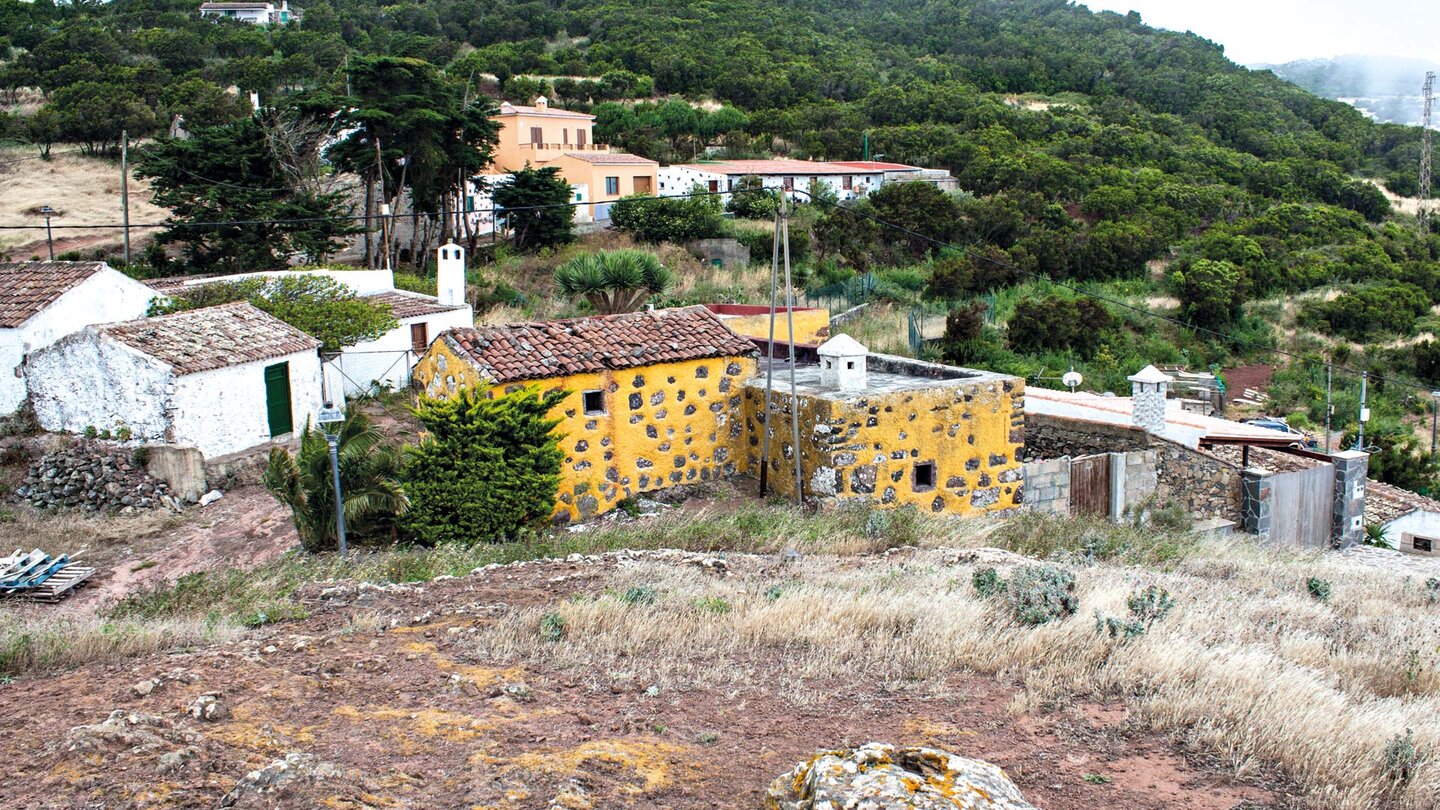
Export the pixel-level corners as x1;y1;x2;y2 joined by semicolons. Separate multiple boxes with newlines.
817;334;868;392
1128;364;1173;435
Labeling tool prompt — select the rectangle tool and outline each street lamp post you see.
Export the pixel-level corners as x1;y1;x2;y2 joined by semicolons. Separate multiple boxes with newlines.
317;403;348;556
39;206;55;260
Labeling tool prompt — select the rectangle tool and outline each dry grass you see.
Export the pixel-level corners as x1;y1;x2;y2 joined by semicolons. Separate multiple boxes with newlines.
828;302;914;356
0;146;167;255
472;518;1440;808
0;503;185;571
0;612;241;675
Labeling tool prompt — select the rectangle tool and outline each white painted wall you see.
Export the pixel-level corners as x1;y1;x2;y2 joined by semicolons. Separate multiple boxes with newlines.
1385;511;1440;555
0;268;156;414
170;349;324;458
26;329;173;440
656;166;886;202
330;306;473;396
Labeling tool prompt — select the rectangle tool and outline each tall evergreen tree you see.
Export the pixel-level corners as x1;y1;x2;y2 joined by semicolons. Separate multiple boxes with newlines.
493;166;576;251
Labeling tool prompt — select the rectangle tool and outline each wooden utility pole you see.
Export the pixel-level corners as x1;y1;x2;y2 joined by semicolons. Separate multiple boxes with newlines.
120;130;131;266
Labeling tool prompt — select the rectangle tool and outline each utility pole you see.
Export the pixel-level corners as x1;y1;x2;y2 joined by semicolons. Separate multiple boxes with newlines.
1432;390;1440;458
1324;362;1333;454
1355;372;1370;451
39;205;55;260
120;130;131;266
780;196;804;504
759;212;782;497
1421;71;1434;234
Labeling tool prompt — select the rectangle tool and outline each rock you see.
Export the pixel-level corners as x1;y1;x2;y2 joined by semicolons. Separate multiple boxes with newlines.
132;678;160;697
220;752;342;806
186;693;229;722
157;746;198;775
765;743;1036;810
199;489;224;507
66;710;200;757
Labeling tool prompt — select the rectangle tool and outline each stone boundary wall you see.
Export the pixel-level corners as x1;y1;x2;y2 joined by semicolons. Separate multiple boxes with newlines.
1022;457;1069;515
1022;413;1243;523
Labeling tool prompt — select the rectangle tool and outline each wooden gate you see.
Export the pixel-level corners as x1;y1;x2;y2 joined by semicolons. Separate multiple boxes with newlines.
1070;454;1111;518
1267;463;1335;548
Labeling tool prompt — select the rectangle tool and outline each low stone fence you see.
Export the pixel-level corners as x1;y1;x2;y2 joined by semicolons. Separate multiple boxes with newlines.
16;441;178;513
1021;457;1069;515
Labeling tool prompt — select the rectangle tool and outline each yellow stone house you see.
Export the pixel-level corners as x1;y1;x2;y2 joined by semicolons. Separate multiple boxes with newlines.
412;306;759;524
490;97;660;222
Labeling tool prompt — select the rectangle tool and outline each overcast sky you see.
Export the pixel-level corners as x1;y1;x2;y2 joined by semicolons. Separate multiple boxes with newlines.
1077;0;1438;65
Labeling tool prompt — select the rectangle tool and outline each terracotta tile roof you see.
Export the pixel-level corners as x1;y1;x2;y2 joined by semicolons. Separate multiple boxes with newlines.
494;103;594;121
0;262;109;328
673;159;859;176
143;273;226;293
827;161;921;171
441;305;756;384
103;302;320;376
365;291;468;320
562;151;658;166
1366;480;1440;525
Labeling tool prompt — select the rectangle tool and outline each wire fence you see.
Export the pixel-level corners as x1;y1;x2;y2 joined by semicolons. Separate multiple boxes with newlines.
324;348;420;398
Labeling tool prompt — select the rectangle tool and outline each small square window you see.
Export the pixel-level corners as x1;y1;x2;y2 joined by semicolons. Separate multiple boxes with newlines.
914;462;936;491
582;390;606;415
824;360;833;369
1416;536;1434;553
846;361;855;370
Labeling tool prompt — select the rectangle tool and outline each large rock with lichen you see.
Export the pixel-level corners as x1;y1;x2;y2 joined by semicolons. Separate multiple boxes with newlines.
765;743;1036;810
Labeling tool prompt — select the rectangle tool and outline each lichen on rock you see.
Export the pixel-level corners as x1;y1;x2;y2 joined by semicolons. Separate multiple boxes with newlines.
765;742;1036;810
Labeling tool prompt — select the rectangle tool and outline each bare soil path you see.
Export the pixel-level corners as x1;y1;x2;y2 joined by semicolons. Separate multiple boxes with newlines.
0;554;1295;809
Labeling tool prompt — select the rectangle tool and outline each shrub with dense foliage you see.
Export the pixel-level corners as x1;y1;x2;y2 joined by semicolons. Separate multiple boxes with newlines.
1301;283;1431;341
610;189;726;244
1006;295;1114;357
1171;258;1246;329
262;408;407;553
150;275;397;353
1006;564;1079;626
494;166;576;251
402;384;566;545
553;249;674;314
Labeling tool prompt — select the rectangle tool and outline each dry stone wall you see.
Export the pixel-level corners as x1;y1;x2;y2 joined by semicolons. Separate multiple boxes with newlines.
16;441;177;513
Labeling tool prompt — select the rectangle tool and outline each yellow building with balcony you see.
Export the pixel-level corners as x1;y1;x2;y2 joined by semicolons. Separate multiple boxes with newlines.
490;96;660;221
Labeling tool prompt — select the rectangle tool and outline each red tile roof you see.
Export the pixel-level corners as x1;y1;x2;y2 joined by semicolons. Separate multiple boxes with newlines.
0;262;110;328
1366;480;1440;525
103;302;320;376
440;305;756;384
562;151;658;166
364;291;468;320
673;159;859;176
828;161;922;172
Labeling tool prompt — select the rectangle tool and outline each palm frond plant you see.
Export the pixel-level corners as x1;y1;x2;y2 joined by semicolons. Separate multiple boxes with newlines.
553;249;675;314
263;406;408;553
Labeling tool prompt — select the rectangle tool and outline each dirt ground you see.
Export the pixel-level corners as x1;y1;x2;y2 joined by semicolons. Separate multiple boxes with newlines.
0;552;1296;809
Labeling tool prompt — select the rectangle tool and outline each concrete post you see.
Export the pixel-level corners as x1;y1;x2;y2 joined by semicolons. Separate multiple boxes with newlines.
1108;452;1126;521
1241;467;1275;541
1330;450;1369;549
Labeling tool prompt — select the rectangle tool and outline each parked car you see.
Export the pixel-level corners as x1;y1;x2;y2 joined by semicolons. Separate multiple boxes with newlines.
1243;417;1319;449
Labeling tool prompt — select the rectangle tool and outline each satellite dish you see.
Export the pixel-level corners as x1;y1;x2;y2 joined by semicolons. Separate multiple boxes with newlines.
1062;370;1083;391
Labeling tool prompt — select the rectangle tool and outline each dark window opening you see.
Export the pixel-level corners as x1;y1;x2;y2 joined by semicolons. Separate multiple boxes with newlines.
1416;536;1434;553
914;462;936;490
582;390;606;415
846;361;855;370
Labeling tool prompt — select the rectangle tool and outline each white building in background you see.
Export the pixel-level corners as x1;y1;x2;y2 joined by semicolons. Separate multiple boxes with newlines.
827;161;961;191
0;262;156;416
26;303;323;459
658;160;888;202
199;0;296;25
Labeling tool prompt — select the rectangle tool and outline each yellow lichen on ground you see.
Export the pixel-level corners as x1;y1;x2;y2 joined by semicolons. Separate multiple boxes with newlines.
209;704;318;756
332;704;499;749
403;640;525;688
319;792;403;809
498;738;690;793
900;717;977;744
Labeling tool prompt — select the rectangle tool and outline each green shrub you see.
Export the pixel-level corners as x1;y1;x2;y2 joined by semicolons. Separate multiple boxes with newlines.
1301;283;1431;341
402;384;566;545
1382;729;1425;786
622;586;657;606
1126;585;1175;625
972;567;1005;598
540;611;566;642
1306;576;1333;602
1006;564;1078;625
610;191;725;244
693;596;731;614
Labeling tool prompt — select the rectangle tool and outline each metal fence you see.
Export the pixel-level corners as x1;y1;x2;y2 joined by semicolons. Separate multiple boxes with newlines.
324;349;420;398
803;274;878;312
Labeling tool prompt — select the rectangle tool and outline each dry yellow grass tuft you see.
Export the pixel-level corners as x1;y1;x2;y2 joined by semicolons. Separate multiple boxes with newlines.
0;146;167;255
471;540;1440;808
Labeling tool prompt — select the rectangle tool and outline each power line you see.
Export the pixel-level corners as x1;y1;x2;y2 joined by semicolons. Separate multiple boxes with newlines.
3;183;1435;398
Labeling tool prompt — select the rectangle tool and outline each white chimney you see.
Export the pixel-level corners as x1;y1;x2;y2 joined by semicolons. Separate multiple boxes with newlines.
1128;365;1173;435
817;334;868;393
534;95;549;110
249;91;261;111
437;240;466;306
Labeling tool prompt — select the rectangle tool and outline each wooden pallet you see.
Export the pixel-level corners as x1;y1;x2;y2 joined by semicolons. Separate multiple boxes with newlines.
17;565;94;602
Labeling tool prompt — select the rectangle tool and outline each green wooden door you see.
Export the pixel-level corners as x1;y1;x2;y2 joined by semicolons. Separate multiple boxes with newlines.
264;362;293;437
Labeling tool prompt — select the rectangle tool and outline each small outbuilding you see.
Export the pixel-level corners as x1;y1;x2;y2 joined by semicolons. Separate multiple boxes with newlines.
0;261;156;415
1366;480;1440;556
26;302;323;459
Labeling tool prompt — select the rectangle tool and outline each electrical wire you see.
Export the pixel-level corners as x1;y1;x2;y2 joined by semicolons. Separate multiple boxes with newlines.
2;183;1436;397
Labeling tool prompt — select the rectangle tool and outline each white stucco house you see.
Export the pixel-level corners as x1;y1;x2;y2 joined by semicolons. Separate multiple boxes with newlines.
146;262;473;397
26;302;323;459
1366;480;1440;556
0;261;157;416
199;0;295;25
658;160;888;202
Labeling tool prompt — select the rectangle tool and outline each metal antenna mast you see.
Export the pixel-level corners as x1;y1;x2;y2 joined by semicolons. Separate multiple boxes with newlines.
1421;71;1434;234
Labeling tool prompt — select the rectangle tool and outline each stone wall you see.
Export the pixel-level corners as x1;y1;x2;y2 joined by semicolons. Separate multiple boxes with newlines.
1022;457;1069;515
1022;413;1242;523
742;373;1025;516
688;237;751;270
16;441;178;513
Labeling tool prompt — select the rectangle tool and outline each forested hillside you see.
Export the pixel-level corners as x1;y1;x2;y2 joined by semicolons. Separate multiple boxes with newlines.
3;0;1440;487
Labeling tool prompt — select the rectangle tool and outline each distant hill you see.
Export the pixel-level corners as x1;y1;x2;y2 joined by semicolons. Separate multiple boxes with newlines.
1258;55;1440;125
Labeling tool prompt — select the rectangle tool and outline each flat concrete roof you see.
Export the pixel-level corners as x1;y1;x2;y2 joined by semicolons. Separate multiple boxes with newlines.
749;358;1016;401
